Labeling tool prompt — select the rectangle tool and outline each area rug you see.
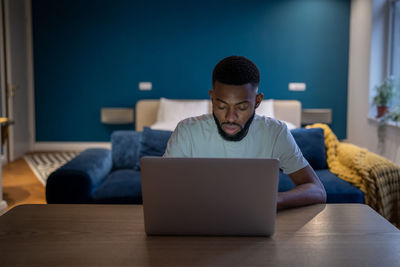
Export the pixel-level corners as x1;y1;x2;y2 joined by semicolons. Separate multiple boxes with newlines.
24;152;80;185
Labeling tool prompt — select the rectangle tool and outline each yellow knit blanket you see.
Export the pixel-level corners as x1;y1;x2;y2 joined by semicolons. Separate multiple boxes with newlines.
307;123;400;226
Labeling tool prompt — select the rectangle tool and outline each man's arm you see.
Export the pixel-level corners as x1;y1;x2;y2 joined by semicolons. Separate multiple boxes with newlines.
277;164;326;210
163;122;190;157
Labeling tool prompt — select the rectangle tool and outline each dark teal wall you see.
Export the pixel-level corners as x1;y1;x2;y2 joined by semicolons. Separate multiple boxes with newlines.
32;0;350;141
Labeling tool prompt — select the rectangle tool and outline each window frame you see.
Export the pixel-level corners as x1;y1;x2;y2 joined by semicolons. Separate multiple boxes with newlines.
387;0;400;109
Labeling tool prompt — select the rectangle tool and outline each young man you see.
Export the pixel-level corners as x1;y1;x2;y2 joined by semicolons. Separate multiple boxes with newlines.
164;56;326;210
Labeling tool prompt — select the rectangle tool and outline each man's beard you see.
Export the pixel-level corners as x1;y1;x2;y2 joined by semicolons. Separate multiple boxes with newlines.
213;111;255;142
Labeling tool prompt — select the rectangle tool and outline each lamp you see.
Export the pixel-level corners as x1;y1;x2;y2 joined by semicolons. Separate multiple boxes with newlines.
101;108;134;124
301;109;332;124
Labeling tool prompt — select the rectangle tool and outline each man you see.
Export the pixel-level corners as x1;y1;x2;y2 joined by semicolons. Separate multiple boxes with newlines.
164;56;326;210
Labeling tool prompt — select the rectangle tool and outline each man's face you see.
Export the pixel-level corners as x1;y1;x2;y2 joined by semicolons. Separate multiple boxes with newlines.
209;81;263;141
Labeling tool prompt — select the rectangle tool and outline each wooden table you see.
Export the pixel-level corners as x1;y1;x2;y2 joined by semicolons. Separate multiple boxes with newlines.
1;204;399;266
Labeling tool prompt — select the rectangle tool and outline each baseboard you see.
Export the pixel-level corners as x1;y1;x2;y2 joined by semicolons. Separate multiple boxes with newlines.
33;142;111;152
0;200;8;216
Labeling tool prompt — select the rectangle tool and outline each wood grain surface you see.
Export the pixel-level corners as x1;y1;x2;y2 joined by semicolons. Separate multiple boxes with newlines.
0;204;399;266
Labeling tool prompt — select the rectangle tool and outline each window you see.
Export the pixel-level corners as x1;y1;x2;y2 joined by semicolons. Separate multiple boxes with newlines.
389;0;400;108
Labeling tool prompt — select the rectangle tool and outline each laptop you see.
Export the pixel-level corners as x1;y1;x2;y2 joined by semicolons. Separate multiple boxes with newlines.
140;157;279;236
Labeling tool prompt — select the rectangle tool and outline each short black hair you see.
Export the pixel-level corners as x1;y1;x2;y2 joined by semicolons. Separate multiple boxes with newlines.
212;56;260;87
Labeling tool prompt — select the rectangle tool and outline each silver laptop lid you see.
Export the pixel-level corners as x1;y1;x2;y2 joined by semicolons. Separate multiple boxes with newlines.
141;157;279;236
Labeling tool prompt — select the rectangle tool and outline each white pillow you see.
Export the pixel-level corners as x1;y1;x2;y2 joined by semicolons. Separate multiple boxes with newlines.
151;98;209;131
150;121;181;131
281;120;297;130
256;99;274;118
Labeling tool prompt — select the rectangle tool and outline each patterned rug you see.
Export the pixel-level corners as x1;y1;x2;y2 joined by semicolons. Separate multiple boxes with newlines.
24;152;80;185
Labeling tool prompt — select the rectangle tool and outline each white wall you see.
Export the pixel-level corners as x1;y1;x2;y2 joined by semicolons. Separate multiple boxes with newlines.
347;0;400;165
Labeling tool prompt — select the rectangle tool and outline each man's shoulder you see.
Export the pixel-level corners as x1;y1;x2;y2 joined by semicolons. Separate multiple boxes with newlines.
179;114;214;128
253;115;287;131
173;114;215;141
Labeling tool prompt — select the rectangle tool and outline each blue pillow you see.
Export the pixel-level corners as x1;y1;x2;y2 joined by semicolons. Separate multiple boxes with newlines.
111;130;142;170
134;127;172;170
290;128;327;170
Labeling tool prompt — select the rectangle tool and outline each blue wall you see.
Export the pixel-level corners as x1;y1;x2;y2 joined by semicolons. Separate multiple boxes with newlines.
32;0;350;141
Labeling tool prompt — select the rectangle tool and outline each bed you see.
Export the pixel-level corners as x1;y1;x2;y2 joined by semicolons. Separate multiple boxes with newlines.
135;99;302;131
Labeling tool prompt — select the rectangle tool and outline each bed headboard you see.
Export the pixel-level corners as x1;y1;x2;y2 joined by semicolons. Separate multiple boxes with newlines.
135;99;301;131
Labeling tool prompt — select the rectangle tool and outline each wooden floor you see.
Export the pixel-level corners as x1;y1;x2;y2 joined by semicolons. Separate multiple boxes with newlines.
2;158;46;210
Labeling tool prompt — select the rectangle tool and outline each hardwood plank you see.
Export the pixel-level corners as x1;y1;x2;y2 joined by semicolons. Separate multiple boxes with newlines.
2;158;46;210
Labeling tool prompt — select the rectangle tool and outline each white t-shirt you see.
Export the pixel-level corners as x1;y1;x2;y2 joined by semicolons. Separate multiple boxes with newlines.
164;114;308;174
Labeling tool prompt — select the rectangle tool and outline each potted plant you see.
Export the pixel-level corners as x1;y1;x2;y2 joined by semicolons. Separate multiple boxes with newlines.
383;105;400;124
373;76;396;118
